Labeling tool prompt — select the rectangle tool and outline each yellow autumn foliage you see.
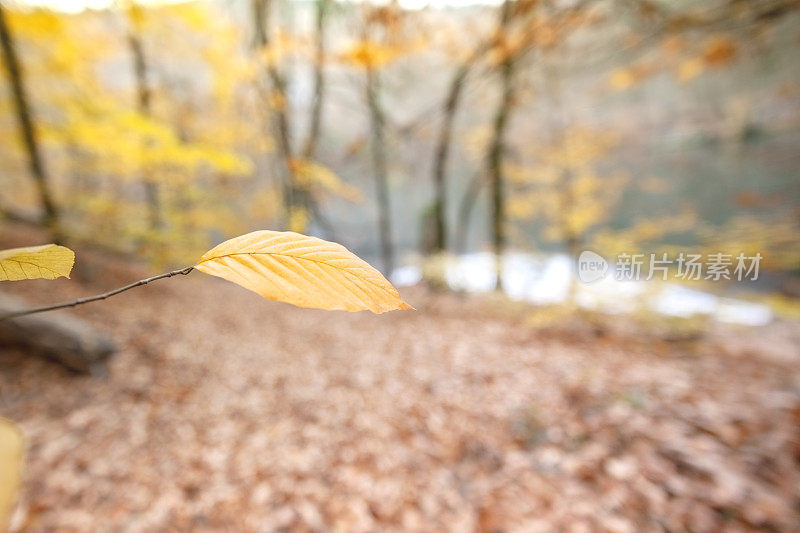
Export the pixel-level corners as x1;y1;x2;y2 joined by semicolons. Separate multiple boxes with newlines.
290;158;363;203
340;39;400;69
508;128;626;246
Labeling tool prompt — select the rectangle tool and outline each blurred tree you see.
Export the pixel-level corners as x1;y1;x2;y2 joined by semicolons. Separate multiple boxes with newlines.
428;41;489;255
486;0;515;290
251;0;339;237
507;128;627;258
0;2;60;242
341;5;409;275
302;0;328;162
124;1;161;231
0;4;253;264
252;0;300;229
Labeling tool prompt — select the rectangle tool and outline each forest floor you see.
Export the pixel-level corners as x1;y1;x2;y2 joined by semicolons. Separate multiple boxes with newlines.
1;227;799;532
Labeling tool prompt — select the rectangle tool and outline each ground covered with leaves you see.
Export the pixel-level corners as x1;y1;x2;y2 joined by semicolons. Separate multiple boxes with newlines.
1;237;799;532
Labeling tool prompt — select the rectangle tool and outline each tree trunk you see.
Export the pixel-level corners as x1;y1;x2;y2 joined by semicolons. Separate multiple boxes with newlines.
252;0;302;229
365;66;394;276
299;0;334;240
0;4;61;243
253;0;331;234
126;29;162;230
302;0;327;161
429;64;468;254
558;168;581;303
429;38;492;255
486;1;515;290
454;171;484;254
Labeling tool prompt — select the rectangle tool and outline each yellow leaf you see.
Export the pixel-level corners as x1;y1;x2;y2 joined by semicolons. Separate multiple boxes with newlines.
0;244;75;281
195;231;413;313
0;417;24;529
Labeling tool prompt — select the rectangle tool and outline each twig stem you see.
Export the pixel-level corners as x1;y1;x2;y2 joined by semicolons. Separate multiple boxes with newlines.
0;266;194;320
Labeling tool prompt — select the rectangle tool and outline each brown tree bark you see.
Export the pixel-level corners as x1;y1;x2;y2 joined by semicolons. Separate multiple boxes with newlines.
0;3;61;242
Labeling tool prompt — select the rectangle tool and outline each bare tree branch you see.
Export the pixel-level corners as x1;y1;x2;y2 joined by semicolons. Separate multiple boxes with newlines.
0;266;194;321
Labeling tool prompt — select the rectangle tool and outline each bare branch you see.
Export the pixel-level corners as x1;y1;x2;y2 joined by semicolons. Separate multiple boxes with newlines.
0;267;194;321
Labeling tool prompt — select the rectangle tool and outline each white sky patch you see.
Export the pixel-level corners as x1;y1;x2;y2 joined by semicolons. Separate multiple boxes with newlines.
16;0;503;14
13;0;191;13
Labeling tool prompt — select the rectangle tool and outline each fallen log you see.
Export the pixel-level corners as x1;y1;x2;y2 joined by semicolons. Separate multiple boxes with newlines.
0;293;115;374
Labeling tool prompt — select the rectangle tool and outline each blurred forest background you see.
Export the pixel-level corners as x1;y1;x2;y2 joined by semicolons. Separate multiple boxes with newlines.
1;0;798;276
1;0;800;530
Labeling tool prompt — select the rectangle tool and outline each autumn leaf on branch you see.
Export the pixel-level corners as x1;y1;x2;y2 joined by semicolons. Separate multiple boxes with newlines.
0;231;411;320
195;230;413;313
0;244;75;281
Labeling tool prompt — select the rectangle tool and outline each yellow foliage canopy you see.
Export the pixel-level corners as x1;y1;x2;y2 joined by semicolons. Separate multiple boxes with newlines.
195;231;413;313
340;39;400;69
290;158;363;203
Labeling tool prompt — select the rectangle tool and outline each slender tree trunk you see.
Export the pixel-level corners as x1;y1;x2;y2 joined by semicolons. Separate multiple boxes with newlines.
126;30;161;230
486;0;515;291
487;72;513;290
487;58;514;284
0;3;61;242
365;66;394;276
300;0;334;239
302;0;327;160
429;64;468;254
252;0;300;229
558;169;579;257
253;0;334;235
557;168;580;302
429;39;491;255
454;171;484;254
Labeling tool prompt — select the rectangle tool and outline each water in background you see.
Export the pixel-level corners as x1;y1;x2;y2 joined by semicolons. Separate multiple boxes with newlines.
392;252;773;326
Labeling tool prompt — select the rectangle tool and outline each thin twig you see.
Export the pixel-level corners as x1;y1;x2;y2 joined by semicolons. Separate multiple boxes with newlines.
0;266;195;321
